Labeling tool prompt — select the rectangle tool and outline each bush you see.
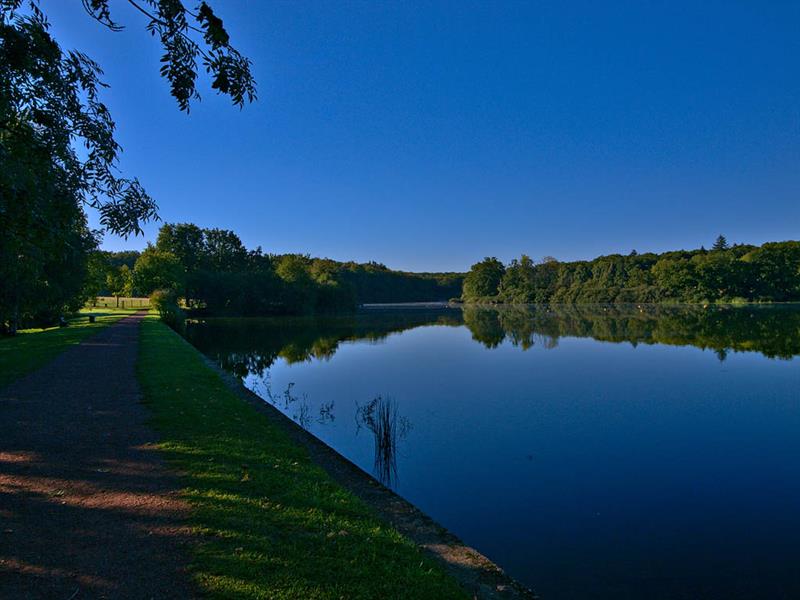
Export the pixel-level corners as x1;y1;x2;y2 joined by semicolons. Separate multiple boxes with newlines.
150;289;185;333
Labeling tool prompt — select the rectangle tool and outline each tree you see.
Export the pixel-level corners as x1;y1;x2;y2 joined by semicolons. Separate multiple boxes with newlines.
106;250;141;270
203;228;248;272
157;224;205;266
83;251;113;305
712;235;729;252
742;242;800;301
0;121;98;331
156;222;206;301
274;254;317;313
498;255;536;303
133;246;184;296
106;265;133;307
1;1;255;331
692;252;738;301
462;257;505;301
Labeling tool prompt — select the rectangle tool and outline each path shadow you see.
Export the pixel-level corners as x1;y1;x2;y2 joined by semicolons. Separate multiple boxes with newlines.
0;314;193;599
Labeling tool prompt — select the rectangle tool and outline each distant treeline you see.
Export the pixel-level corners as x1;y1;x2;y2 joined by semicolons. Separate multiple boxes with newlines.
87;223;463;315
461;236;800;305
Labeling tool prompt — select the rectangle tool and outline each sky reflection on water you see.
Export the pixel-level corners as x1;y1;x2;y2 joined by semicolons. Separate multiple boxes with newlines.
186;305;800;599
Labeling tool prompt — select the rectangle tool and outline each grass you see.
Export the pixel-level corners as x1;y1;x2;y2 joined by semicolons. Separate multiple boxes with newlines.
137;316;466;600
0;308;139;388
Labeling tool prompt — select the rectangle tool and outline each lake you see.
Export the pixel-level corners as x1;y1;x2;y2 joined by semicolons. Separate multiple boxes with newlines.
184;304;800;599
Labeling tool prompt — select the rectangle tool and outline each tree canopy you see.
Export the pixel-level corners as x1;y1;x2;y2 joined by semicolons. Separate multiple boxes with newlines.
462;257;505;301
712;234;729;252
84;223;464;316
461;239;800;305
1;1;255;331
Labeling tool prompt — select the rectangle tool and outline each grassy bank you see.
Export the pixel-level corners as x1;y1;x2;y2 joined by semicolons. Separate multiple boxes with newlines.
0;308;137;388
137;317;465;599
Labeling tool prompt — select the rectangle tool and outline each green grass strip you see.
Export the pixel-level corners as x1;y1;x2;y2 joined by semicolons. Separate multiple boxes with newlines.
0;308;136;388
137;316;466;599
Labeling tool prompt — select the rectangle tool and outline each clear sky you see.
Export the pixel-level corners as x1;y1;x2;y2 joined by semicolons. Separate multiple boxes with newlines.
45;1;800;272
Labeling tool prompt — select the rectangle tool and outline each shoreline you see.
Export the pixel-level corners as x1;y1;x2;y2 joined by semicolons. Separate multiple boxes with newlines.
194;337;537;599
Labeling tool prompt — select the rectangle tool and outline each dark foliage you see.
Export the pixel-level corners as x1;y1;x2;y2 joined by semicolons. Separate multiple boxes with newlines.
149;287;185;333
0;1;255;332
143;223;463;316
462;241;800;305
80;0;256;111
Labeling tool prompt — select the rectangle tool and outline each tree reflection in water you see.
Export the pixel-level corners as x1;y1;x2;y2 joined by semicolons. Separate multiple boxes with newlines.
460;304;800;359
186;305;800;378
184;304;800;489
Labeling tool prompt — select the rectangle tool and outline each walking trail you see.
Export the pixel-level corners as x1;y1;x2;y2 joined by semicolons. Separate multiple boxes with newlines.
0;313;193;599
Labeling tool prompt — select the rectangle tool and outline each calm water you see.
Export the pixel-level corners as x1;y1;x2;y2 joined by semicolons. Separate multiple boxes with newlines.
185;305;800;599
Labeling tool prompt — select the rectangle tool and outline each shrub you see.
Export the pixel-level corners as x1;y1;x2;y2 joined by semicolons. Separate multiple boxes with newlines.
150;289;185;333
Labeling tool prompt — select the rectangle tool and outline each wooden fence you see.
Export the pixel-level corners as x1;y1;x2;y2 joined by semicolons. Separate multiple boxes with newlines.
91;296;152;309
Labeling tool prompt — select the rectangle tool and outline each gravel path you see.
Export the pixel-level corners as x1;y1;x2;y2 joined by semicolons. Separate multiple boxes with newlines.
0;313;193;599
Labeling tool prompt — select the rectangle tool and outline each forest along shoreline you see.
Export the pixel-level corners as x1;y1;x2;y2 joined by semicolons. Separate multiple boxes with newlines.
64;224;800;342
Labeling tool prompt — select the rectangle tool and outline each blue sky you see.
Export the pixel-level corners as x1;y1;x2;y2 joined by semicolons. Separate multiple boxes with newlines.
46;1;800;271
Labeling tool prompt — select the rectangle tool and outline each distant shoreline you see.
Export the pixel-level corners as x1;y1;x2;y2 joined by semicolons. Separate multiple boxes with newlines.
360;301;455;309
